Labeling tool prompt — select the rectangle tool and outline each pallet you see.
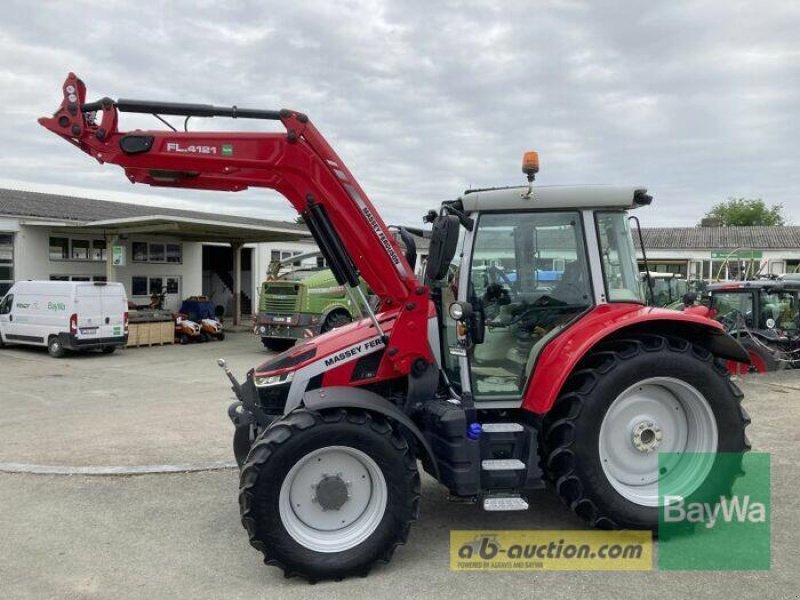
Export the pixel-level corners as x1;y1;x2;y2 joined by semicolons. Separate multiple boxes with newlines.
127;321;175;348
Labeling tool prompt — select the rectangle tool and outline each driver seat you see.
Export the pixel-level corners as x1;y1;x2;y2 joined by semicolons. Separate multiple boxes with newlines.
550;261;587;305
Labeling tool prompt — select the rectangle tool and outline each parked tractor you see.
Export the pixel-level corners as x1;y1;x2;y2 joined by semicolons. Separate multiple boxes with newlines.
704;280;800;374
640;271;688;308
255;252;362;352
41;74;752;582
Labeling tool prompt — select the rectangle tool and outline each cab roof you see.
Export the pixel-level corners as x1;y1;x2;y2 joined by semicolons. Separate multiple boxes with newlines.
708;280;800;292
458;185;651;213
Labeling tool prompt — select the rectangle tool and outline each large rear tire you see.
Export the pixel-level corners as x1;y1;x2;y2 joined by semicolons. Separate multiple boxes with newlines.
542;334;750;530
239;408;420;581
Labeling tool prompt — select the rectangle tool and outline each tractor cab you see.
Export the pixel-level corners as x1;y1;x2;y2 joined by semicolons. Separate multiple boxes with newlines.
426;181;650;405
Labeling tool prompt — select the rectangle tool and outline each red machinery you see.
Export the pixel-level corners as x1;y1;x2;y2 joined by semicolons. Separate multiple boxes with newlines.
41;73;751;582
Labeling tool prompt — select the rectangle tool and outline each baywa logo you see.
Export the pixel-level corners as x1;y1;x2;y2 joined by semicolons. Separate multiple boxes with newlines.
663;495;767;529
658;452;771;571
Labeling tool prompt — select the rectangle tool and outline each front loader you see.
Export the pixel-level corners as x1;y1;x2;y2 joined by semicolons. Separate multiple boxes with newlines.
41;73;751;581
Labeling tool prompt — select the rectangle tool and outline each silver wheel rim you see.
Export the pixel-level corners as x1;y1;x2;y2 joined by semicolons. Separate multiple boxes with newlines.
278;446;387;553
598;377;718;507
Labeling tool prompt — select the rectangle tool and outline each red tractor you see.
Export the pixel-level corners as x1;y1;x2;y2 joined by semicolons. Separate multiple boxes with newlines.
41;74;751;581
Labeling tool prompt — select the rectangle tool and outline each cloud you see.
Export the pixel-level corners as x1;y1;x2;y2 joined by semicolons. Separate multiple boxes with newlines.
0;0;798;228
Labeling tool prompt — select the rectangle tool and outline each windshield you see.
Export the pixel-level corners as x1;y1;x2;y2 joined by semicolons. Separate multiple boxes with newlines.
596;212;644;303
760;290;799;333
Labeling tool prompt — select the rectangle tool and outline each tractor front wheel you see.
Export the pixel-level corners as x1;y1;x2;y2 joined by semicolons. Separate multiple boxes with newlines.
542;334;750;531
239;408;420;581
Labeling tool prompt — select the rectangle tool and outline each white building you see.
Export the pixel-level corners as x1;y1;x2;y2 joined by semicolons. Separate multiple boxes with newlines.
636;226;800;280
0;189;309;323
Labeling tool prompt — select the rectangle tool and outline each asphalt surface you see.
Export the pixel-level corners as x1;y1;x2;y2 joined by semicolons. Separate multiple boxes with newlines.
1;333;799;599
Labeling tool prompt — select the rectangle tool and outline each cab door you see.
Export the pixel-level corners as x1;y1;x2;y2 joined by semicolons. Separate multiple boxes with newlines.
460;211;593;405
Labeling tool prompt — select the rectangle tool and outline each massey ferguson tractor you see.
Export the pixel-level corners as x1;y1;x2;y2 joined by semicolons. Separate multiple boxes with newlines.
41;73;751;581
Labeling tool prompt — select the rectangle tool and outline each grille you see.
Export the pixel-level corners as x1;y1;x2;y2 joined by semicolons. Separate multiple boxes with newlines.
262;283;301;314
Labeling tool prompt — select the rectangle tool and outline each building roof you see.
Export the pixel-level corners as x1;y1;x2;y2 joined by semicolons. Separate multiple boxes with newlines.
637;226;800;250
0;188;305;232
0;188;309;243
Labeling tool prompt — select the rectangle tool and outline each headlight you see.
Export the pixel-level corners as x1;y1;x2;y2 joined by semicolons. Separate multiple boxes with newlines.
254;371;295;387
449;302;465;320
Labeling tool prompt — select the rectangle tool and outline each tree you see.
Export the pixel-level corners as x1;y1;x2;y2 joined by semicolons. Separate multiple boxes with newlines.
701;197;786;226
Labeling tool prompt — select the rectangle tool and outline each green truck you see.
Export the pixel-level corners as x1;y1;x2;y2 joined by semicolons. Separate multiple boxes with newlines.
254;254;362;351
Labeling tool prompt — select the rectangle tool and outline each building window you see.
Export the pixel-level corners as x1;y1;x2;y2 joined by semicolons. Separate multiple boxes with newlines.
131;276;178;297
166;244;181;263
132;241;181;264
149;277;163;294
93;239;107;261
49;236;108;262
149;243;165;262
132;242;148;262
271;250;281;261
49;237;69;260
71;239;91;260
316;256;326;268
0;232;13;296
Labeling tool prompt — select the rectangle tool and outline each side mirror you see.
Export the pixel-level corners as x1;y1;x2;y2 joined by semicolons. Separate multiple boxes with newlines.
425;215;460;282
217;358;227;368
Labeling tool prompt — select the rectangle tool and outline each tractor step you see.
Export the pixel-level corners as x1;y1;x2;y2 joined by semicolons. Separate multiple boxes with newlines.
481;459;526;471
483;495;530;512
481;422;524;433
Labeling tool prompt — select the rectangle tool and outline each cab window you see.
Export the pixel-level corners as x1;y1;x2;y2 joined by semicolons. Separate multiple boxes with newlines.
0;293;13;314
712;292;754;329
596;212;643;303
467;211;591;399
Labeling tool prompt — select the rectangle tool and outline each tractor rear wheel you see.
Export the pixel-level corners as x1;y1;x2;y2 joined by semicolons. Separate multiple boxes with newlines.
239;408;420;581
725;337;780;376
542;334;750;531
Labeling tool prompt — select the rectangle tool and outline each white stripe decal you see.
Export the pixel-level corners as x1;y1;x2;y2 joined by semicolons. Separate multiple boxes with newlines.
285;335;386;412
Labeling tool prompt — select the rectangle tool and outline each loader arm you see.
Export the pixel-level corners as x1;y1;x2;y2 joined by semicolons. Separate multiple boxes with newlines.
39;73;432;372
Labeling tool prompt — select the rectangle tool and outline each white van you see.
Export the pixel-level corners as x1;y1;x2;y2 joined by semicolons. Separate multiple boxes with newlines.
0;281;128;357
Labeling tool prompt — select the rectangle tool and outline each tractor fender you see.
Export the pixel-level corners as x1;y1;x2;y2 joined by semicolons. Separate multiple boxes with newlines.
301;386;440;479
523;304;750;415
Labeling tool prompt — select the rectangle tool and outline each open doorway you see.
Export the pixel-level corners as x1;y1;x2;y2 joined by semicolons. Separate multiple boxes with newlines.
202;245;253;320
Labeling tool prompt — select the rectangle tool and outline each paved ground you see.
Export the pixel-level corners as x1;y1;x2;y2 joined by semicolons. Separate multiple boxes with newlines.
1;334;799;599
0;331;266;466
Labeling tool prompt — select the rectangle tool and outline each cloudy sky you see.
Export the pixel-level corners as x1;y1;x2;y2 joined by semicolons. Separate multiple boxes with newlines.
1;0;798;227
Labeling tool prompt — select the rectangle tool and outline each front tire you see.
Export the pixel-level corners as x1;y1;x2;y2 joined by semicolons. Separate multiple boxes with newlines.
239;408;420;581
542;335;750;530
48;336;66;358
